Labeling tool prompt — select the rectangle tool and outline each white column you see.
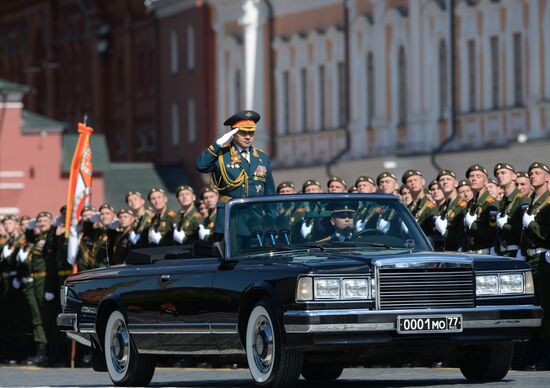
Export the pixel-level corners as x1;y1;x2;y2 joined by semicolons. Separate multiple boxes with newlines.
213;14;226;138
371;0;387;152
527;0;542;137
239;0;267;149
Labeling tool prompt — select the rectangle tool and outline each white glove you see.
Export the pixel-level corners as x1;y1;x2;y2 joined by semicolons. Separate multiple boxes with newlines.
27;219;36;230
522;213;535;229
2;245;13;258
109;219;121;230
355;219;367;232
215;128;239;147
44;292;55;301
464;213;477;229
129;231;141;245
12;278;20;289
173;228;186;244
17;249;29;263
489;246;498;256
90;212;101;223
52;214;63;227
148;228;162;244
401;221;408;234
496;214;508;229
377;218;390;234
516;249;526;260
457;247;463;252
545;251;550;264
300;222;313;239
435;217;448;236
198;224;211;240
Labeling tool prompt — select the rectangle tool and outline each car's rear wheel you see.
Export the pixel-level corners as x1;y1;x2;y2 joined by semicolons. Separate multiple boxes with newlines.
301;362;344;382
104;310;155;386
245;300;303;387
459;343;513;382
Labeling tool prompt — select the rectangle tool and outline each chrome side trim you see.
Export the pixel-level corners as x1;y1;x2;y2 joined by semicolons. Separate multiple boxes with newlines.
373;256;473;270
79;323;96;334
66;332;91;347
128;322;238;335
81;306;98;315
463;319;542;329
139;348;245;355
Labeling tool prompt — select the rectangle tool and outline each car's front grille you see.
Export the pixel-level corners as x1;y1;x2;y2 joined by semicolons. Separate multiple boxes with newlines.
377;267;475;310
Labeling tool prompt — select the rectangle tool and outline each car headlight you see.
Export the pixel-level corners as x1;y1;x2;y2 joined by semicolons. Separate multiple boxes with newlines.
476;275;498;296
524;271;535;294
342;278;369;299
296;277;313;301
314;278;340;299
499;274;524;294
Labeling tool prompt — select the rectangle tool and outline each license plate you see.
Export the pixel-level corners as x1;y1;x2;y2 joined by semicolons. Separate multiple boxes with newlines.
397;315;463;334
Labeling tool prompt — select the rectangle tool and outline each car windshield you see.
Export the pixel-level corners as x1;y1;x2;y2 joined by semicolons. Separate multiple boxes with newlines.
226;194;431;258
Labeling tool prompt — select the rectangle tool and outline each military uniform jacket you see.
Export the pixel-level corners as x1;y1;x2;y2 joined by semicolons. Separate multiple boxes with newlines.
53;232;73;282
111;229;133;265
27;229;57;294
439;196;467;251
176;207;203;243
202;210;217;242
1;234;26;277
196;142;275;233
144;209;177;246
463;190;498;251
497;188;530;251
521;190;550;251
408;195;438;237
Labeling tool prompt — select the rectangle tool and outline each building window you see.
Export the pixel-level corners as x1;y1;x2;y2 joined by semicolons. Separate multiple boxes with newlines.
301;68;308;132
490;36;499;109
187;25;195;70
187;98;196;144
234;69;241;112
513;33;523;106
366;52;375;127
397;46;407;125
337;61;345;128
170;30;178;74
171;102;180;146
467;39;476;112
319;64;326;131
282;71;290;134
438;40;447;118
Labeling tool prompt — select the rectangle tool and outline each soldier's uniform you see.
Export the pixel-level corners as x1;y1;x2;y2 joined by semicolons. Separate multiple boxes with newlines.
111;209;136;265
402;170;438;237
462;165;499;253
144;189;177;246
519;162;550;368
174;186;203;244
494;163;530;257
196;111;275;234
434;170;467;251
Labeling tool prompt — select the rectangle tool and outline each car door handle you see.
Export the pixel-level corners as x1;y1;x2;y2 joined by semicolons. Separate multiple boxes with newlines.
160;274;172;282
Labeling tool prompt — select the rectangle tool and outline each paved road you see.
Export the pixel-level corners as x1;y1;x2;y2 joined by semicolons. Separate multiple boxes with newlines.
0;366;549;387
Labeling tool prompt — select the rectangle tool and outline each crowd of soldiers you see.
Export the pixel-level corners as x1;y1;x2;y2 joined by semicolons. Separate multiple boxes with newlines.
0;160;549;369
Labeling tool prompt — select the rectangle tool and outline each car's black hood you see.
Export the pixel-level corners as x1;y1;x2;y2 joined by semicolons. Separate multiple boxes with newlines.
274;250;531;274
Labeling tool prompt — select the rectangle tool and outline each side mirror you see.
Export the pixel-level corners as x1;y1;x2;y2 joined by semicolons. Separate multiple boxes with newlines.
212;241;225;261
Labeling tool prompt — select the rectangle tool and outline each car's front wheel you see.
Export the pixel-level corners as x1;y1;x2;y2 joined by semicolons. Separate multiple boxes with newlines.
104;310;155;386
459;343;513;382
245;300;303;387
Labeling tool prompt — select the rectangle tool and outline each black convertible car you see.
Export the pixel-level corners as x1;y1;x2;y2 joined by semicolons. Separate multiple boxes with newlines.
57;194;542;387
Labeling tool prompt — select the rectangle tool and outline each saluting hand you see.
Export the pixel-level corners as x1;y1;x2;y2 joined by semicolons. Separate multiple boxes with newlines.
215;128;239;147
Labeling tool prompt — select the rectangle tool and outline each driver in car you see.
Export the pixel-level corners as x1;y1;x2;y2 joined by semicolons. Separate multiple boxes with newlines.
317;202;358;243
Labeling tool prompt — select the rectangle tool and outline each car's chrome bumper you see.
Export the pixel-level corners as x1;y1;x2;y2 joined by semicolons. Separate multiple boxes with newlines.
284;305;543;334
57;313;78;332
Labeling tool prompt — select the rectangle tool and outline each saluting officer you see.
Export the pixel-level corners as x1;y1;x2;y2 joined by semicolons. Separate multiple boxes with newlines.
402;169;438;236
494;163;530;257
196;111;275;236
519;162;550;370
173;185;203;245
145;188;177;246
462;165;498;254
433;170;467;251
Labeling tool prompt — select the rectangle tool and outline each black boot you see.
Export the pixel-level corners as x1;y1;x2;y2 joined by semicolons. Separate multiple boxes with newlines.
32;343;48;366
